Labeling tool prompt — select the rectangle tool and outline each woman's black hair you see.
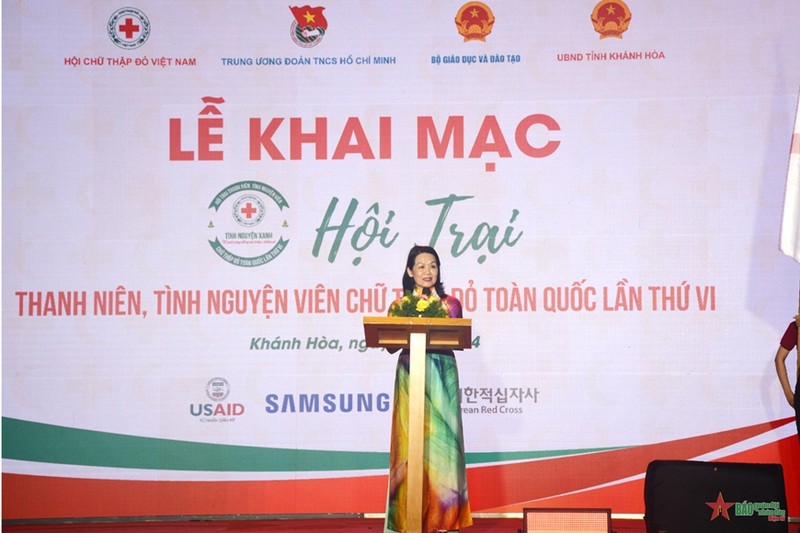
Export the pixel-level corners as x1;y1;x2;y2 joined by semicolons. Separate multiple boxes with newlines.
401;244;446;296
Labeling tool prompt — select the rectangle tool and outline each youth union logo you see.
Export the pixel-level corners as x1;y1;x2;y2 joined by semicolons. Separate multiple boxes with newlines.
288;5;328;48
207;181;290;267
108;7;151;49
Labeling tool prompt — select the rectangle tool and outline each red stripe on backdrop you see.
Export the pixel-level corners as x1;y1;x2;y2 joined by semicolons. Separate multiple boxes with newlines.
718;434;800;515
4;419;796;520
2;474;388;520
493;477;648;513
469;418;795;513
482;436;800;515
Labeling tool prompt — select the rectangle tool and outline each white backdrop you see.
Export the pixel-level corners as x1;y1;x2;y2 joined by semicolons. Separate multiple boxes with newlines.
3;0;800;519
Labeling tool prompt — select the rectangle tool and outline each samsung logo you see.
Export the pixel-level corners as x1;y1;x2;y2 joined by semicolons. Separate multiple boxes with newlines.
265;392;391;413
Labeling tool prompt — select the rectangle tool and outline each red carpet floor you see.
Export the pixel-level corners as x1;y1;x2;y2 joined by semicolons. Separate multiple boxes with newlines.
3;517;799;533
2;517;619;532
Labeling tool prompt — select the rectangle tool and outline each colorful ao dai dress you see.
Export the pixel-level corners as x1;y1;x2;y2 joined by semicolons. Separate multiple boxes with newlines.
384;294;472;533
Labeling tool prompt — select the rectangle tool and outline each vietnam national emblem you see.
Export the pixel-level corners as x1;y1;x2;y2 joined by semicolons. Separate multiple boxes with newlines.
591;0;632;39
454;2;495;42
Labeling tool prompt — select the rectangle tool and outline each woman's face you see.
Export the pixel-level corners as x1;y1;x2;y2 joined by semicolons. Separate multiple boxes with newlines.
407;252;439;290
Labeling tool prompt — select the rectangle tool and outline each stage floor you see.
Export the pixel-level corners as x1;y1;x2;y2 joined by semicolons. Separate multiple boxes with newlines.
3;517;799;533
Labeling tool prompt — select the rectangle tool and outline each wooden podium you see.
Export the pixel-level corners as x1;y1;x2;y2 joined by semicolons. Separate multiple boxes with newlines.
363;316;472;533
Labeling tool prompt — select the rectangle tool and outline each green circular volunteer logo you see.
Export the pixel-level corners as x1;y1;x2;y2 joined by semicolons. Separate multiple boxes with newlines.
207;181;290;267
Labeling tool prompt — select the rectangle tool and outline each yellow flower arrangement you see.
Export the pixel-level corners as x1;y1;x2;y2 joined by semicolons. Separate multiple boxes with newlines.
389;291;449;318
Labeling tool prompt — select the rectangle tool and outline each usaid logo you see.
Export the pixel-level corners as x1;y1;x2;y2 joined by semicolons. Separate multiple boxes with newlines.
189;377;245;421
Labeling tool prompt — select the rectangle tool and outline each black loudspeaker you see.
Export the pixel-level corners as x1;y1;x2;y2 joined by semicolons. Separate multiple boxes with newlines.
644;460;788;533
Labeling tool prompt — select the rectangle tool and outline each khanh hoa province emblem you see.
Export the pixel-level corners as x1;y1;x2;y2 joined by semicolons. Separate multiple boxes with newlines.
591;0;632;39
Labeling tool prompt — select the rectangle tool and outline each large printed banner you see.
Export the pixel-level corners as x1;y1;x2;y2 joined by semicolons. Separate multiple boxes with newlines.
4;0;800;523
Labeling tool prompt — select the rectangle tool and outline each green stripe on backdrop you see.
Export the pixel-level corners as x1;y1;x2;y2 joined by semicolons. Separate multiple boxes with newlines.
2;417;385;472
2;417;618;472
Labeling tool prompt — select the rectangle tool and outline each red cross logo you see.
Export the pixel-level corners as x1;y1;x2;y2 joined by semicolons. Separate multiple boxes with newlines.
117;17;140;39
240;202;258;219
108;8;150;50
